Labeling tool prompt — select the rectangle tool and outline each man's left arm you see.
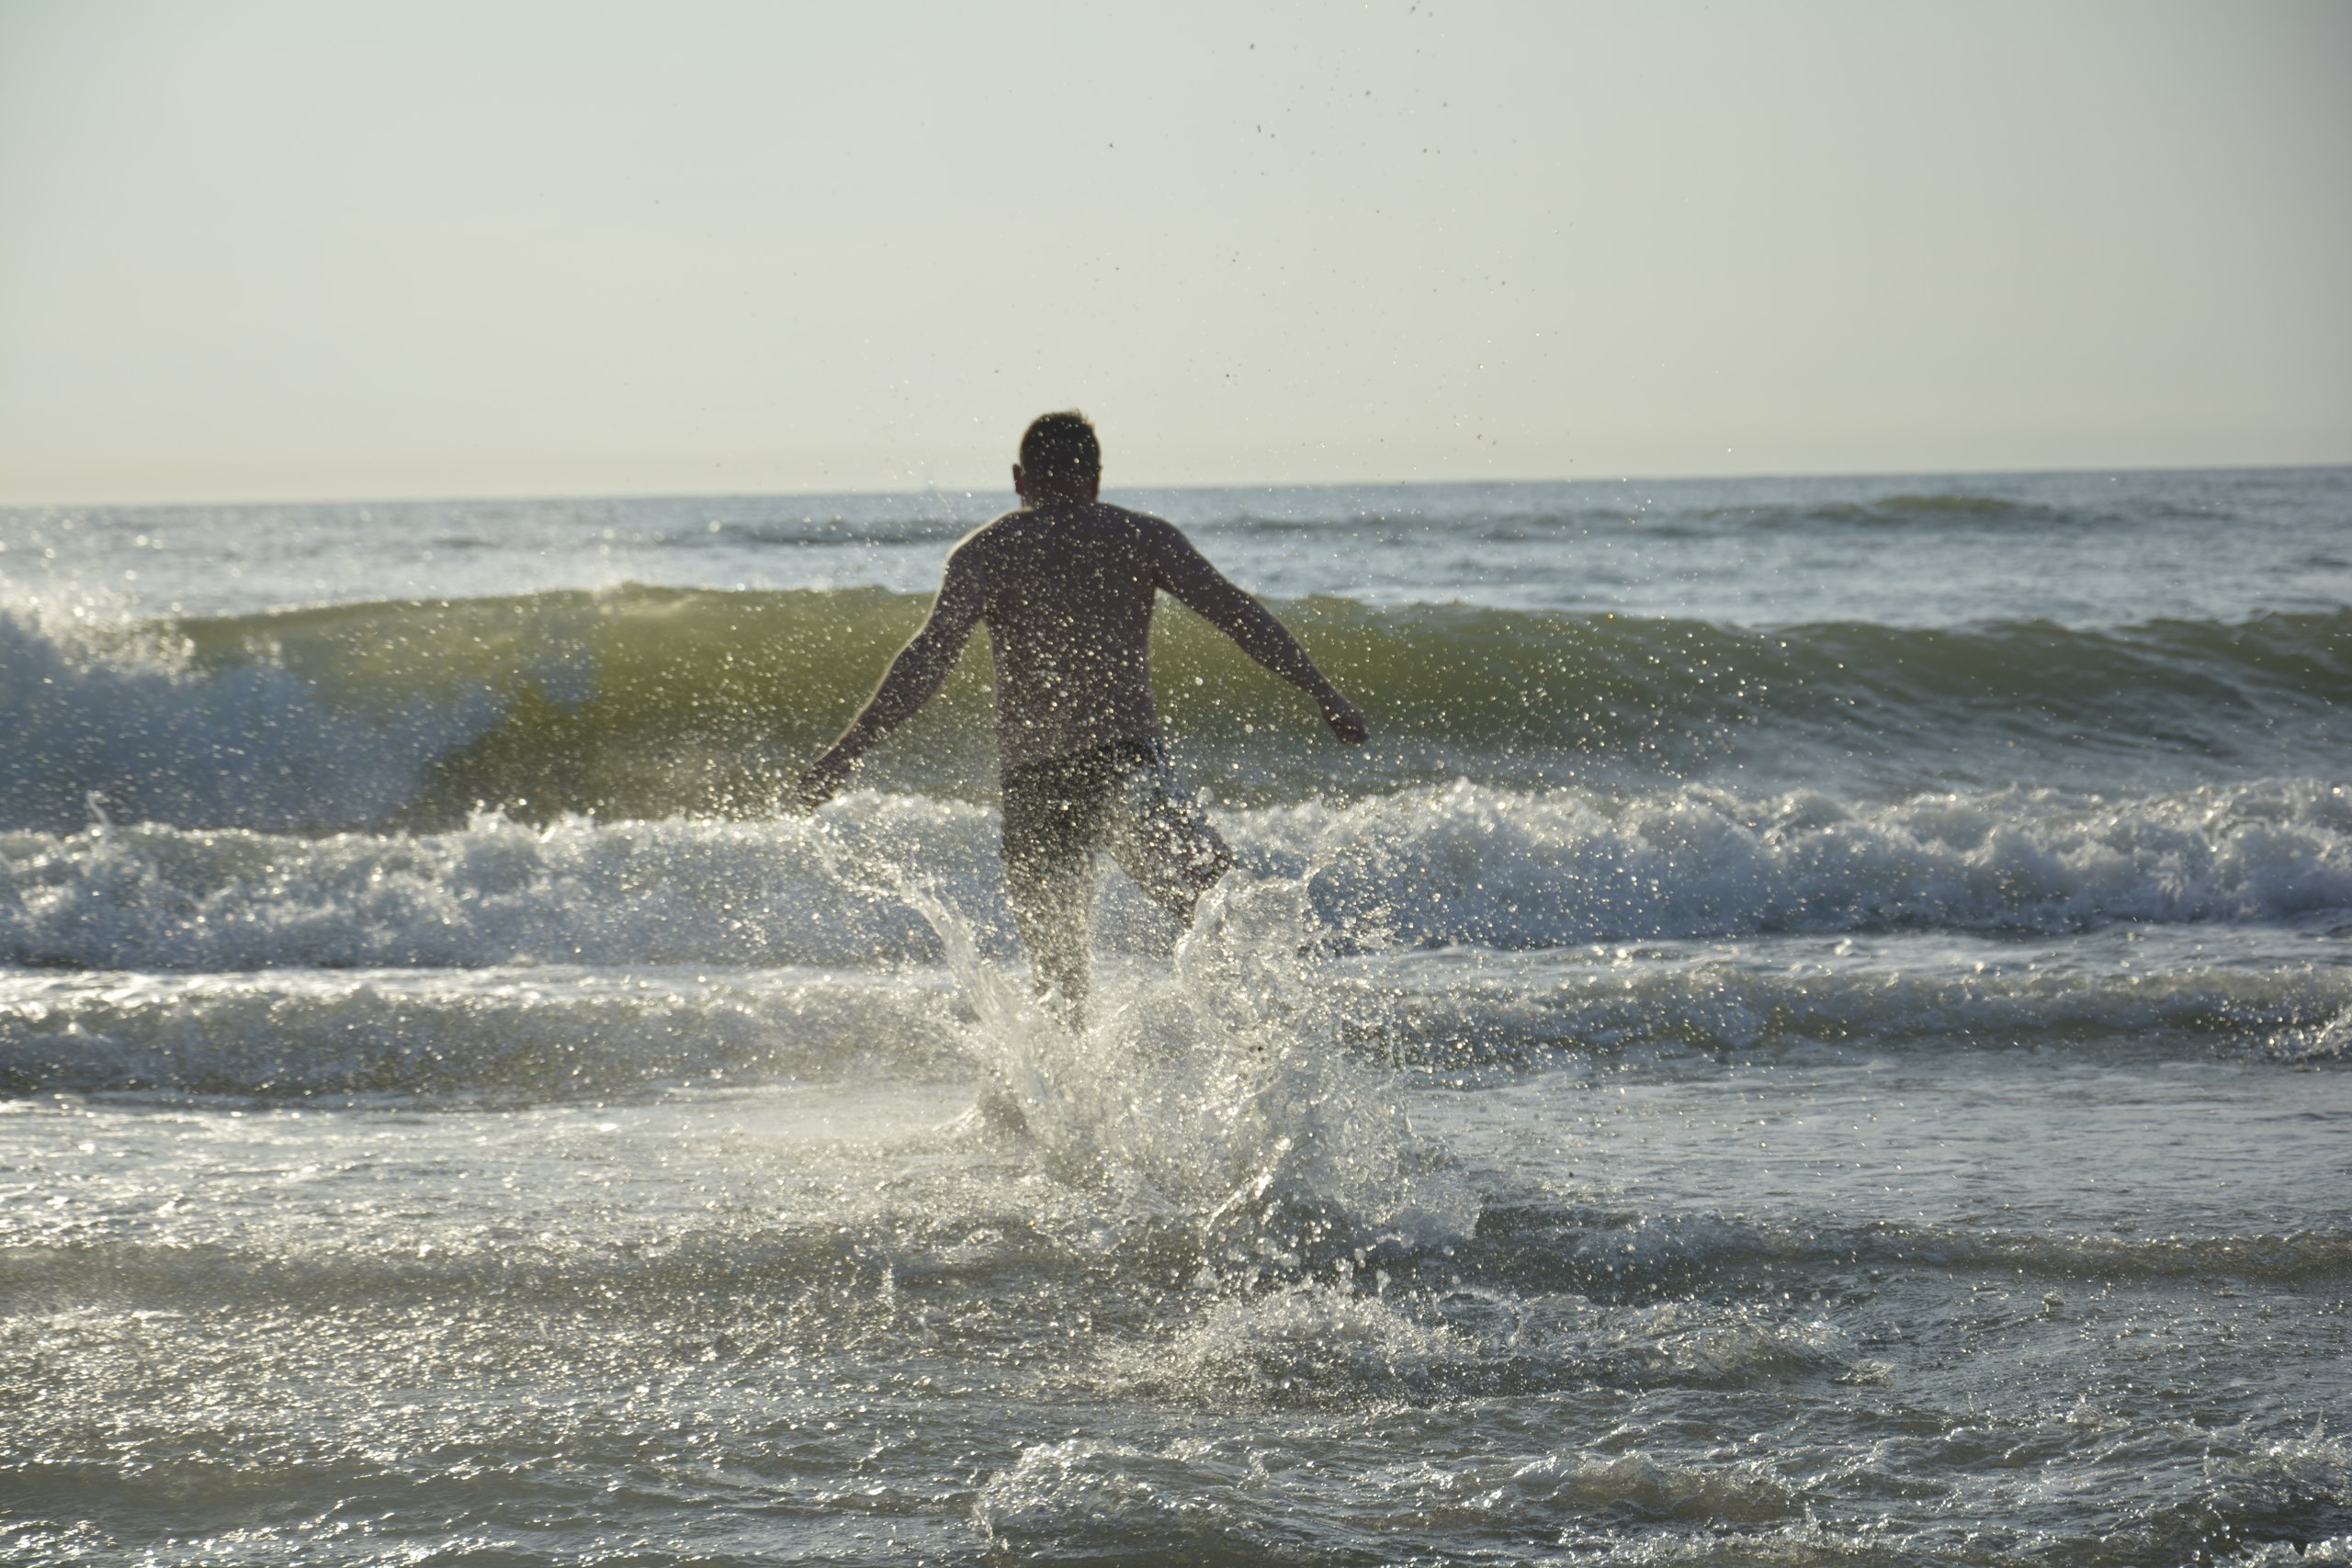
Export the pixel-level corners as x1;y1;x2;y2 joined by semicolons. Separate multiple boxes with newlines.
1148;523;1368;744
796;550;987;809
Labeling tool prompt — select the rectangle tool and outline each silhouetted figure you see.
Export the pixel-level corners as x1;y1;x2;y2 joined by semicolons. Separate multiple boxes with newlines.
797;412;1367;1020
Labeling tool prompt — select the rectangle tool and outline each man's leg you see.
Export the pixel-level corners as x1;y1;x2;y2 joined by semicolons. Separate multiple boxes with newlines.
1104;742;1233;927
1000;750;1112;1020
1004;858;1093;1015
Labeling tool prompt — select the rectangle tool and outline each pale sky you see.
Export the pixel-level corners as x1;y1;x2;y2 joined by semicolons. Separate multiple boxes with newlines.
2;0;2346;504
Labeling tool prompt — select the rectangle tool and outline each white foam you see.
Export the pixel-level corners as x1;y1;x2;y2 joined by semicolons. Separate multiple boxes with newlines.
0;599;492;834
4;779;2345;974
1268;776;2352;946
0;803;993;971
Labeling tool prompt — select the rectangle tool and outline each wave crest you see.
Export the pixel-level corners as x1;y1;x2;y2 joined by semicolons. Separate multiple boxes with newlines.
3;590;2345;830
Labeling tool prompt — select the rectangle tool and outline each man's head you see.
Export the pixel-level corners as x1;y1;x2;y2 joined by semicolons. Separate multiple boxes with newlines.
1014;411;1102;502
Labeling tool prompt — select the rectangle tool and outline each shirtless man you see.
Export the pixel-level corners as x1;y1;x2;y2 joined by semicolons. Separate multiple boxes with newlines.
796;411;1368;1018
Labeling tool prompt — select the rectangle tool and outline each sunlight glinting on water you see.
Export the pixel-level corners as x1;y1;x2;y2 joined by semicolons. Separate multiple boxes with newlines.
3;468;2348;1565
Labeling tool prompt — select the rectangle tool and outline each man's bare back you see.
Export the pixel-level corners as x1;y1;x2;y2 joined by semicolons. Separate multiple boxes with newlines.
797;412;1366;1016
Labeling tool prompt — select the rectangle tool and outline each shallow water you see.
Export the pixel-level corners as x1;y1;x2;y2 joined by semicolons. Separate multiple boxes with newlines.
6;953;2346;1564
3;468;2348;1563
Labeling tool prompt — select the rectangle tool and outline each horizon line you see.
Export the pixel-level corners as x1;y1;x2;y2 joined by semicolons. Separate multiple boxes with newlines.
4;455;2347;514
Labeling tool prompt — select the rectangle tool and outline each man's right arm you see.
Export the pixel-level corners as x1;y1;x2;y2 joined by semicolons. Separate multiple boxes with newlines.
796;547;987;809
1148;522;1368;744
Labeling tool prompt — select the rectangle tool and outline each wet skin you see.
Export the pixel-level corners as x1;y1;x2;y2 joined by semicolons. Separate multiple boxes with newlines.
797;464;1367;1008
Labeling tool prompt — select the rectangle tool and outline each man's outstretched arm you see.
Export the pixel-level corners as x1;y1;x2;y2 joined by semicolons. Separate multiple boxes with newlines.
1149;524;1368;744
796;551;986;809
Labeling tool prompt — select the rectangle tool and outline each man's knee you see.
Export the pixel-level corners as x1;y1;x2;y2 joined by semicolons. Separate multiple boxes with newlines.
1134;840;1225;925
1163;822;1232;900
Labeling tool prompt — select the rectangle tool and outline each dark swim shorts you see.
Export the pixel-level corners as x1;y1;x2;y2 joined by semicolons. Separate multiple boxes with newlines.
999;735;1230;915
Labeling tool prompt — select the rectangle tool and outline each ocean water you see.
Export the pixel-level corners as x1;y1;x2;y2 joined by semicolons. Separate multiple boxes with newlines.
2;467;2348;1565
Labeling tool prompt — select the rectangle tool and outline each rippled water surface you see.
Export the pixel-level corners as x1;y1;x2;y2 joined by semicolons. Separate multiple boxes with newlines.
3;468;2348;1564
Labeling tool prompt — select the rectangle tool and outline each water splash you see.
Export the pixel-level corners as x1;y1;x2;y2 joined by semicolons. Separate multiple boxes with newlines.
881;859;1477;1274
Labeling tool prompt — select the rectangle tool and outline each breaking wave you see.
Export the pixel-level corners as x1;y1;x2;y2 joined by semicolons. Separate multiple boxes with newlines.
2;778;2343;974
2;590;2344;830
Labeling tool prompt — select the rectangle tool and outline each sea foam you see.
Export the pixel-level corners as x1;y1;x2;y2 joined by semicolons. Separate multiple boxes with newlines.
0;598;501;835
3;779;2344;973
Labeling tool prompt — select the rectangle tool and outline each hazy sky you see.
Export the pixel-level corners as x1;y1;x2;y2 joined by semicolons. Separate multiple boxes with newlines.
2;1;2346;503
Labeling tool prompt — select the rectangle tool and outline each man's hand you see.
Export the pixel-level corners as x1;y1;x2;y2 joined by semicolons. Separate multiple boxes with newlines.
795;749;855;813
1320;693;1370;746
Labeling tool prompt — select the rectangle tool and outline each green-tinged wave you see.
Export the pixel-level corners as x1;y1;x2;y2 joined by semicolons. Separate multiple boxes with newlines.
4;587;2347;829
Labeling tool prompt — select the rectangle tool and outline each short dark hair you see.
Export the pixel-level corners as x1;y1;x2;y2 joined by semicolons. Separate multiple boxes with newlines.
1018;411;1101;492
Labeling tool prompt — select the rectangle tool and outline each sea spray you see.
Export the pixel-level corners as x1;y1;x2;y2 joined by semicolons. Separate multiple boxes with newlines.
861;847;1477;1272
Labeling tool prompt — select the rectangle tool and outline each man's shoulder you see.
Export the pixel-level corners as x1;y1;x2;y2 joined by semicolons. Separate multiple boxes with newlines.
1087;498;1167;525
1086;500;1186;550
957;501;1180;549
945;510;1028;563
